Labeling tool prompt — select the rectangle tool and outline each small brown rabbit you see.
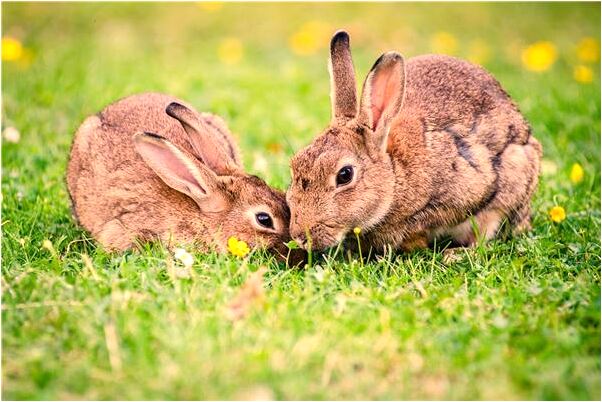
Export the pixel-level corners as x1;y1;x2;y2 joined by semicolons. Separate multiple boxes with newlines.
287;31;542;252
67;92;296;259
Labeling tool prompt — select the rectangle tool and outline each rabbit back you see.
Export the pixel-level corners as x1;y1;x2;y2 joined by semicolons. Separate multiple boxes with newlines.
67;93;240;250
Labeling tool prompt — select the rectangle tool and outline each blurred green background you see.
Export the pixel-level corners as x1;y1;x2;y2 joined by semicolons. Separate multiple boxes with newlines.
2;2;600;400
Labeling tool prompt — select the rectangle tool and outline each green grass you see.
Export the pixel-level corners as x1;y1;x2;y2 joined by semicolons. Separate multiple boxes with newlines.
2;3;600;400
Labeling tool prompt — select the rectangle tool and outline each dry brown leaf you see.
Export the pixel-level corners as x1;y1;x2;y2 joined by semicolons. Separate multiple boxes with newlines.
225;266;267;321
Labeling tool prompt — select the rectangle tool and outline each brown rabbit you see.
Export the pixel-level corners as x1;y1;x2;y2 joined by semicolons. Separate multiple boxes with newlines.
287;31;542;252
67;92;296;259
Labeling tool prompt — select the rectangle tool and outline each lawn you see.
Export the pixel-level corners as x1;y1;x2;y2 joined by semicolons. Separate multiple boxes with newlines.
2;2;601;400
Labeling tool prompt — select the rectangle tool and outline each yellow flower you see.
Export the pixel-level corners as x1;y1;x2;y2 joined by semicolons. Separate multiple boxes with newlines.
289;21;330;56
576;37;599;63
2;36;23;61
549;206;566;223
574;65;594;84
197;2;223;12
522;41;557;72
430;32;458;55
467;39;490;65
228;236;250;258
218;38;243;65
353;227;362;235
570;163;584;184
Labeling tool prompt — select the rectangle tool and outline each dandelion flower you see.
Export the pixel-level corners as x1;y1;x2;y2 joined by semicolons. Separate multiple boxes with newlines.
218;38;243;65
549;206;566;223
570;163;584;184
266;142;283;154
173;248;194;268
228;236;250;258
353;227;362;235
430;32;458;55
574;65;594;84
2;36;23;61
576;37;599;63
3;126;20;143
197;2;223;12
289;21;330;56
522;41;557;72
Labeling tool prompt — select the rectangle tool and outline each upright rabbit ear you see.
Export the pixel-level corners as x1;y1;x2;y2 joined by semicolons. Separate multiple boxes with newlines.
133;132;228;213
329;30;358;122
358;52;406;151
165;102;240;175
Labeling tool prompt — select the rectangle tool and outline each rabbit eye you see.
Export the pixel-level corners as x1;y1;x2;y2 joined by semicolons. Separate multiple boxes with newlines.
255;212;274;229
336;165;354;186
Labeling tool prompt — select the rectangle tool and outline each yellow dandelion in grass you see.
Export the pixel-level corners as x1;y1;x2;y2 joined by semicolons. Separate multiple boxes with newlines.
430;32;458;55
353;227;362;235
522;41;557;72
2;36;23;61
576;37;599;63
228;236;250;258
570;163;585;184
574;65;594;84
218;38;243;65
289;21;330;56
549;206;566;223
467;39;490;65
197;2;223;12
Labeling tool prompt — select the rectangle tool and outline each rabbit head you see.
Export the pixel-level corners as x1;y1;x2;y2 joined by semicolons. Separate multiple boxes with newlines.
287;31;406;250
135;102;296;260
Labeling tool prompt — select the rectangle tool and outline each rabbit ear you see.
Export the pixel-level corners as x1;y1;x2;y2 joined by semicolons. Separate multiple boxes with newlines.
165;102;240;175
358;52;406;151
329;30;358;122
133;132;228;213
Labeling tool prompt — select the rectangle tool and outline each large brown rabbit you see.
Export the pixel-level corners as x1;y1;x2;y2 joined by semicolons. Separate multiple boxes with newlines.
67;92;296;259
287;31;542;252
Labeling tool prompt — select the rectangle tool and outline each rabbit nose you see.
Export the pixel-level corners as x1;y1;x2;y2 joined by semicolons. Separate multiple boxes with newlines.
290;228;308;249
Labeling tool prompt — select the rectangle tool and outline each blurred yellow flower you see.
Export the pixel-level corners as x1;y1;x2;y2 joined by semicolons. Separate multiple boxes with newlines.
266;142;283;154
228;236;250;258
570;163;584;184
218;38;243;65
353;227;362;235
574;65;594;84
521;41;557;72
576;37;599;63
549;206;566;223
289;21;330;56
2;36;23;61
467;39;490;65
430;32;458;55
197;2;223;12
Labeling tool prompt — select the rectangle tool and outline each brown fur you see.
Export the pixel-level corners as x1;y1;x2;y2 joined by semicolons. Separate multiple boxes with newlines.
67;92;297;259
287;31;542;252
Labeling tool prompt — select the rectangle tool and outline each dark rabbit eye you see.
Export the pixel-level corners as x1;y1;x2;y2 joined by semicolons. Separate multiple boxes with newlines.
255;212;274;229
336;165;354;186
